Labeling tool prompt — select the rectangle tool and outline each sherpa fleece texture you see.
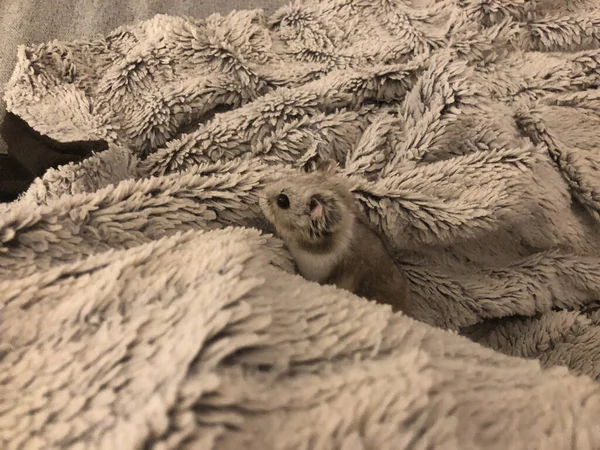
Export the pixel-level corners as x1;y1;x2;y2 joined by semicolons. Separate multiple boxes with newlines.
2;0;600;448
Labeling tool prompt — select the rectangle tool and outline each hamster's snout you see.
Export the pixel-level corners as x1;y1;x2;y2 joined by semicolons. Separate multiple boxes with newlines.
276;194;290;209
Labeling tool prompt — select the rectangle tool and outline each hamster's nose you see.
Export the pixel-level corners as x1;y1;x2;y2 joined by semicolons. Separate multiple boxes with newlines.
276;194;290;209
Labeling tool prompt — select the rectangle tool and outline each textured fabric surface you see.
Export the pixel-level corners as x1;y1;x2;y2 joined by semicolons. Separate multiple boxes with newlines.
2;0;600;448
0;0;289;155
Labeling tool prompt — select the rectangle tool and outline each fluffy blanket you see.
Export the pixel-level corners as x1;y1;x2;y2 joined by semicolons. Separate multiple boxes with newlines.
2;0;600;448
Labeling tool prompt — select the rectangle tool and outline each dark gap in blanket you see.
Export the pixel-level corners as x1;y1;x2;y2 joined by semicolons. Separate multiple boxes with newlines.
0;154;31;202
191;395;251;429
459;313;544;340
0;112;109;202
581;301;600;314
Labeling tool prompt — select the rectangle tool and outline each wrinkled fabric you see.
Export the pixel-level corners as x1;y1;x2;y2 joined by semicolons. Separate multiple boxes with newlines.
2;0;600;448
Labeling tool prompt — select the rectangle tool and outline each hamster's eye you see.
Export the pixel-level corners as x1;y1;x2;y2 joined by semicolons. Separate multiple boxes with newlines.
276;194;290;209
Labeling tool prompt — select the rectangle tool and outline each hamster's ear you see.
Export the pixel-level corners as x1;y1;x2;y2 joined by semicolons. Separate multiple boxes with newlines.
315;160;338;176
309;196;324;218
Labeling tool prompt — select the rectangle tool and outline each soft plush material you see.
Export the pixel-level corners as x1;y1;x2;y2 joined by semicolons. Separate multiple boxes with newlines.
0;0;289;154
2;0;600;448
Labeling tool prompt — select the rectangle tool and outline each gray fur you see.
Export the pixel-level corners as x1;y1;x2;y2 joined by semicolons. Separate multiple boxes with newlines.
261;165;409;312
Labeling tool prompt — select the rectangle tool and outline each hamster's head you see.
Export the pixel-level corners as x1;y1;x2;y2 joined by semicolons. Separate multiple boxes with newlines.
259;163;356;251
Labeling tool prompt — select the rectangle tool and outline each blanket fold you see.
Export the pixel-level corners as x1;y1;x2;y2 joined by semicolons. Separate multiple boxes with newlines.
2;0;600;448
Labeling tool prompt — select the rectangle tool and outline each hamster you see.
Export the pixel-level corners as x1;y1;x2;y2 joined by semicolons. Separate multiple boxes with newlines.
260;162;409;313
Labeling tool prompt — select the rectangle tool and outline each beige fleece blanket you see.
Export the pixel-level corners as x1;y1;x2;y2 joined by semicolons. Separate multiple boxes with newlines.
2;0;600;448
